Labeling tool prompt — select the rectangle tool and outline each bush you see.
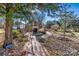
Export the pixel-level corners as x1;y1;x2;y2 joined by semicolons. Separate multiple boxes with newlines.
12;30;22;38
12;30;28;43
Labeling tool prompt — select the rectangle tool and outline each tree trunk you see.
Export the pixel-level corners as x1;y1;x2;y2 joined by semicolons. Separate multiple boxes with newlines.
63;19;66;39
5;4;13;44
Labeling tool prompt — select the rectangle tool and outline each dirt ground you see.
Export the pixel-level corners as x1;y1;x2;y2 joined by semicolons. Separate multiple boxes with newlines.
43;31;79;56
0;30;79;56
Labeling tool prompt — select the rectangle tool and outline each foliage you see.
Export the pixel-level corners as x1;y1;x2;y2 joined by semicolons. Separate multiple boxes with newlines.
12;30;22;38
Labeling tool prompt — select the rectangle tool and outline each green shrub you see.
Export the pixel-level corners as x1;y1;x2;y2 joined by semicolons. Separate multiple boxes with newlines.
12;30;22;38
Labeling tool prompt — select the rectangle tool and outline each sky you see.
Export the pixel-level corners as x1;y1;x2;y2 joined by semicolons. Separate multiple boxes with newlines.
44;3;79;23
70;3;79;16
0;3;79;23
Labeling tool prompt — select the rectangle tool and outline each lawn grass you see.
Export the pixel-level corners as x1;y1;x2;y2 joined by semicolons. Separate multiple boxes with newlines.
0;29;5;33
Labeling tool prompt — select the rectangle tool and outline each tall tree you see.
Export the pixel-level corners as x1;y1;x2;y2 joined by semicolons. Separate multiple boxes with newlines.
0;4;18;44
58;4;71;38
58;3;79;38
5;4;15;44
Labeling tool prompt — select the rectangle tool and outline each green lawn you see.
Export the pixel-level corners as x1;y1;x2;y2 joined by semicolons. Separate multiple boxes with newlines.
0;29;5;33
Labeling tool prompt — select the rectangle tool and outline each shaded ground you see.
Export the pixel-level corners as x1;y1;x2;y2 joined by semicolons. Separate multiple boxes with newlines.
0;32;49;56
